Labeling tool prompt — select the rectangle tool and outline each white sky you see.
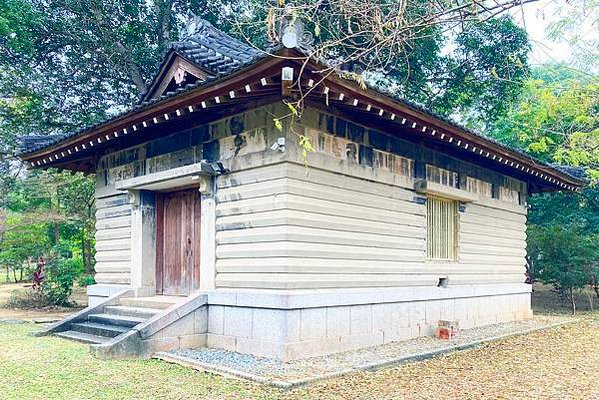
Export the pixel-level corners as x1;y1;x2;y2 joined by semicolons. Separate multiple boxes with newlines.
511;0;598;67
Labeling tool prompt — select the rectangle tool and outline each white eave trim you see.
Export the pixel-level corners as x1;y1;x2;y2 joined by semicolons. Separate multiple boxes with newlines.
414;179;479;203
115;162;216;192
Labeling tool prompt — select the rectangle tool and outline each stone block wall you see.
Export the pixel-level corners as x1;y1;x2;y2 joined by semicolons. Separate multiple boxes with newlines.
202;285;533;361
142;305;209;355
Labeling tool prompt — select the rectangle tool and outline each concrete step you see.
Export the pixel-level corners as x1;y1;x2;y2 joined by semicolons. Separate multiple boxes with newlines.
104;305;162;319
88;313;146;328
70;321;129;338
55;330;110;344
120;296;181;310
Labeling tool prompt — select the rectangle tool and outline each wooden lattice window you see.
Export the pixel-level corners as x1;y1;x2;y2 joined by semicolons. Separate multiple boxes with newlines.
426;197;458;261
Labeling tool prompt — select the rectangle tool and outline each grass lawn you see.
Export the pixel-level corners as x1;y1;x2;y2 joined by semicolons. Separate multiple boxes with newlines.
0;287;597;399
0;323;280;400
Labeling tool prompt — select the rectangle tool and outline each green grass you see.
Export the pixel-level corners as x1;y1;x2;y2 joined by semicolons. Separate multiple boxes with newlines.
0;324;280;400
1;286;597;399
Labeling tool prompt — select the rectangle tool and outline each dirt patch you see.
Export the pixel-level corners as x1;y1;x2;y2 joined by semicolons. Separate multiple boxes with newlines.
532;283;597;315
0;281;86;321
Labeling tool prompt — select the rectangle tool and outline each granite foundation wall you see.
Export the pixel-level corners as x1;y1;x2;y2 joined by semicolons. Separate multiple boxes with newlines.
203;285;532;361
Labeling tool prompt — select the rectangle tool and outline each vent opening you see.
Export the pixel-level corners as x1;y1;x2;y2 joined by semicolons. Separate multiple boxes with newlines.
437;277;449;288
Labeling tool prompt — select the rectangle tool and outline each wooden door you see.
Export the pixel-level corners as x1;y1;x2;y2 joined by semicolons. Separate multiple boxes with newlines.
156;189;200;295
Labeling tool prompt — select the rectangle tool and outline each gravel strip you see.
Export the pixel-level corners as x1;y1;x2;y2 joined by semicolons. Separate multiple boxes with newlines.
170;315;571;382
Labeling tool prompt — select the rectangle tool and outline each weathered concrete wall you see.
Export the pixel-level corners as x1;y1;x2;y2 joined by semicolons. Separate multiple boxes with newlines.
94;193;132;287
92;104;287;298
213;108;528;290
92;102;528;294
89;103;534;360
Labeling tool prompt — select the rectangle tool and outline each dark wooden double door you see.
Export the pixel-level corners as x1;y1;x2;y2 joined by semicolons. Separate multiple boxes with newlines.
156;189;200;296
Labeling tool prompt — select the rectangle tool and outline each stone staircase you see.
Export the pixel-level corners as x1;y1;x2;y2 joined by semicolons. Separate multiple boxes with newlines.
55;296;180;345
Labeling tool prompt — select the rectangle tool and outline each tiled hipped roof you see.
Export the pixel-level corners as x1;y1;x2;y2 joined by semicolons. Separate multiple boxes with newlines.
139;19;264;103
171;21;263;75
20;19;266;155
17;18;587;190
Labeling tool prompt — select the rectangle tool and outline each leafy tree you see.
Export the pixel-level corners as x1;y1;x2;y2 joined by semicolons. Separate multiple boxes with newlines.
58;175;96;273
233;2;530;127
491;65;598;180
0;213;49;282
42;256;84;306
490;65;599;308
0;169;91;296
528;188;599;236
427;16;530;127
0;0;533;144
528;226;598;314
544;0;599;73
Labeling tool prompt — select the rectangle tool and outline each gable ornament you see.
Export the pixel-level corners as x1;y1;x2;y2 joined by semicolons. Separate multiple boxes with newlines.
268;4;314;53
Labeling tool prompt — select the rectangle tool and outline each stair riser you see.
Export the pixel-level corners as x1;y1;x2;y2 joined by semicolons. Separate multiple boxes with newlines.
119;299;176;309
89;316;141;328
71;324;123;338
55;331;108;345
103;306;159;319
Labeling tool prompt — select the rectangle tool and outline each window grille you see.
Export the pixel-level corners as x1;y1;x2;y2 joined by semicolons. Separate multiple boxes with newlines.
427;196;458;260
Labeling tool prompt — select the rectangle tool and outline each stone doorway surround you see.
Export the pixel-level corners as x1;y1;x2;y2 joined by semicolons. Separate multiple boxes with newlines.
115;162;217;297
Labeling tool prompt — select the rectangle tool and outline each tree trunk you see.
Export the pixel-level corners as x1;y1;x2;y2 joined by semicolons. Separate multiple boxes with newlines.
53;223;59;245
53;193;60;245
155;0;174;49
113;41;147;94
83;226;94;274
0;207;6;249
81;227;87;272
568;287;576;315
88;4;148;95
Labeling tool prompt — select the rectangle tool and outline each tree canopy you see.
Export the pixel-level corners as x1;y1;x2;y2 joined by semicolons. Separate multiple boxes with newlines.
490;65;598;181
489;64;599;312
0;0;532;145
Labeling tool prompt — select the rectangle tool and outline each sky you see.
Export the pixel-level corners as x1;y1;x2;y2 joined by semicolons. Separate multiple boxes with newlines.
514;1;569;65
511;0;598;67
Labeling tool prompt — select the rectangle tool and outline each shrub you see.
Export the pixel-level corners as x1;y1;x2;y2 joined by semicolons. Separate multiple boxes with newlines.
77;274;96;287
42;257;84;307
5;289;50;309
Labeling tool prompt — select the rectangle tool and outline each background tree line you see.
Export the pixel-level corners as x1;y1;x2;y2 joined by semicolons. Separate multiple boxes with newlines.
0;0;596;311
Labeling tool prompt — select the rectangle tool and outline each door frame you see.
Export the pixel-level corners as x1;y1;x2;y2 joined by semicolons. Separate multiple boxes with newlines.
155;188;201;295
126;174;216;297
